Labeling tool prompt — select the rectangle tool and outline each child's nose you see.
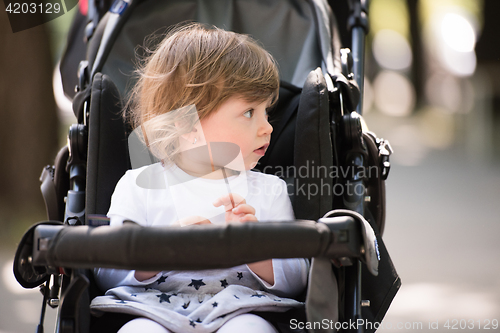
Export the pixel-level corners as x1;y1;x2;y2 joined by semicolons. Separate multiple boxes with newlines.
259;116;273;136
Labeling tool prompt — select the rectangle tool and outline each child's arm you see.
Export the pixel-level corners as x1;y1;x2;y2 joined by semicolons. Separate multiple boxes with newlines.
244;177;309;298
213;194;275;285
217;197;308;294
94;268;163;290
134;216;211;281
246;260;274;285
134;271;162;281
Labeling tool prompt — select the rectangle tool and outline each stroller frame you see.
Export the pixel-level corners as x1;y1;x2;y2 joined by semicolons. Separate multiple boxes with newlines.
14;1;399;333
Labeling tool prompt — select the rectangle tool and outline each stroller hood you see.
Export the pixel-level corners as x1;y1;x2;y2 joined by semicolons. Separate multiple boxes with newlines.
86;0;342;96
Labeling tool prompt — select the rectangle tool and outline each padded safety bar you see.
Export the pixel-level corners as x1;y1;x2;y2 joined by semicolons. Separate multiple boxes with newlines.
32;217;363;271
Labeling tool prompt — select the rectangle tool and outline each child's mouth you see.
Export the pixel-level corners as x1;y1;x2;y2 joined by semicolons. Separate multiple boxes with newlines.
253;143;269;156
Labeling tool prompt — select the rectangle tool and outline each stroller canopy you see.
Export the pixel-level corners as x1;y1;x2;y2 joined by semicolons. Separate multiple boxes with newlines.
89;0;341;95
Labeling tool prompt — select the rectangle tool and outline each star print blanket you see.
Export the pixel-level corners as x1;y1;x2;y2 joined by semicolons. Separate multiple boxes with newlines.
90;265;303;332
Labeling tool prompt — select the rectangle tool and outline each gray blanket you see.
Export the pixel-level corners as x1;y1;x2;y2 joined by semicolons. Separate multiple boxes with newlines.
91;267;303;332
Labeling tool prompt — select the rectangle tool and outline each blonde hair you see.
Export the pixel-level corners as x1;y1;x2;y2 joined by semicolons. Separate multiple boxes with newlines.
126;23;279;164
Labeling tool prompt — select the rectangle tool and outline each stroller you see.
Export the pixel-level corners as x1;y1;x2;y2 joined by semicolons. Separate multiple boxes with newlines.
14;0;400;332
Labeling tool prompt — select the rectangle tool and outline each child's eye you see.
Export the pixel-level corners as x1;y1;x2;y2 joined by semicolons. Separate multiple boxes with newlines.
243;109;254;118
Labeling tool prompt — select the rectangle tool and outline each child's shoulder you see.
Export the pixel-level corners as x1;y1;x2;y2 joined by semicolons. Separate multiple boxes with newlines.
121;163;164;178
118;163;165;189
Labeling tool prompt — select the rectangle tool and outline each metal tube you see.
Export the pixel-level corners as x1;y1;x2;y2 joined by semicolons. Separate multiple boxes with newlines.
352;27;366;115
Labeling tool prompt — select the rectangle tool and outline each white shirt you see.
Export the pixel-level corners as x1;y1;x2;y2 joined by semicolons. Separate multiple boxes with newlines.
95;163;309;298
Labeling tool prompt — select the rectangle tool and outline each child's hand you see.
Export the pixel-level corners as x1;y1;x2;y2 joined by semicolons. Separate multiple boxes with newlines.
177;215;211;226
213;193;258;223
214;193;272;284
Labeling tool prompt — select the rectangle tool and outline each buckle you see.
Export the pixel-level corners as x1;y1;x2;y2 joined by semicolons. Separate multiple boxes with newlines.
377;138;393;180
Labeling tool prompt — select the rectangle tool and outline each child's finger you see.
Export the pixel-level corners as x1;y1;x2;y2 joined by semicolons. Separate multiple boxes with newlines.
213;193;245;211
239;214;258;222
232;203;255;216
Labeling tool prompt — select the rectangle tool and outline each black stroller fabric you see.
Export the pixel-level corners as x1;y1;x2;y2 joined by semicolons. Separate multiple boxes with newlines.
85;0;341;97
86;73;129;217
293;68;334;220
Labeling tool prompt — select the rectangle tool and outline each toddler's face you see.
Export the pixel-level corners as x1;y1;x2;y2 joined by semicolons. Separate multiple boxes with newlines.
199;95;273;170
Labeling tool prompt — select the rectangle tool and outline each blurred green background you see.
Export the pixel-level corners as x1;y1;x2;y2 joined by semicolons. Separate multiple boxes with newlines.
1;0;499;332
0;3;76;249
1;0;497;247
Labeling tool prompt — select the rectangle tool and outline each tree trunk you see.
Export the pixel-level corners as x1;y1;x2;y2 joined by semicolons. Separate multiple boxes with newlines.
408;0;424;109
475;0;500;157
0;12;59;241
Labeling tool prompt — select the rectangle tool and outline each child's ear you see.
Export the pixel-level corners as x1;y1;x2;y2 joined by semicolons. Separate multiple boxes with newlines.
177;122;201;144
